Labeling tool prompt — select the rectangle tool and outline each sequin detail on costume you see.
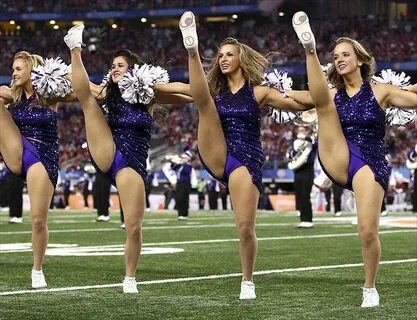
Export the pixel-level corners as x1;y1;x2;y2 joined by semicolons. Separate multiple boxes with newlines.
334;81;389;190
11;95;59;186
105;96;153;185
213;83;263;192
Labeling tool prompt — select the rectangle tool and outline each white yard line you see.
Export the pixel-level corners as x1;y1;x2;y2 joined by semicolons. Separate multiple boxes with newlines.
1;258;415;296
0;230;414;252
0;221;363;235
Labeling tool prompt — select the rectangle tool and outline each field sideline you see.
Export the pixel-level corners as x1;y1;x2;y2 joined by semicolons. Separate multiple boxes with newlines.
0;210;416;320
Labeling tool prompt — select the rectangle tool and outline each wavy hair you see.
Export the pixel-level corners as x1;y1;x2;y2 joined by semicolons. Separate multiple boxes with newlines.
104;49;165;121
327;37;376;90
11;51;46;106
206;37;270;97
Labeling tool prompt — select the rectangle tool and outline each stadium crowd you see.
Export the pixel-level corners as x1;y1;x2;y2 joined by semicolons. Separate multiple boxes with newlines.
0;13;416;75
0;5;415;171
0;0;257;13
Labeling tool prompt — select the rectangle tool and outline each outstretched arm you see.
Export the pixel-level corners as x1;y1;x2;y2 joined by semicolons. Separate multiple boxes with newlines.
154;82;191;96
404;84;417;94
0;86;13;104
154;92;193;104
286;90;315;107
90;82;106;100
378;84;417;109
256;86;313;111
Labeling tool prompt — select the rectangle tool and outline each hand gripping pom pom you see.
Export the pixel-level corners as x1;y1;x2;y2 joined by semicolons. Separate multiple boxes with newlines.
262;69;293;93
118;63;170;105
372;69;416;127
31;57;72;99
262;69;301;124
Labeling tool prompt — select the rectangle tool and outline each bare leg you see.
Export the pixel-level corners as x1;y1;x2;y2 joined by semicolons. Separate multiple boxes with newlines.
69;47;115;173
180;11;227;177
352;166;384;288
0;100;23;174
115;168;146;278
293;12;349;184
228;167;259;281
26;163;54;270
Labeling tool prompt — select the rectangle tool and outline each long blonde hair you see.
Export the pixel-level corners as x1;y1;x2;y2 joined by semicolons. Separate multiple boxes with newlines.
327;37;376;90
206;37;270;97
11;51;46;105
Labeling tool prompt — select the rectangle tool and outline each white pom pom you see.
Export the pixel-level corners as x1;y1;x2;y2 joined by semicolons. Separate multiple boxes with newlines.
31;57;72;99
372;69;416;126
262;69;301;124
262;69;293;93
100;70;111;87
268;108;301;124
118;63;170;105
372;69;410;88
385;107;416;127
147;65;170;84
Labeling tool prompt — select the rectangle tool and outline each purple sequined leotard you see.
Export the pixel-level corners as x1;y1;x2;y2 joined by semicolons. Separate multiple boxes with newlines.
11;94;59;186
101;96;153;185
320;81;389;190
204;83;263;192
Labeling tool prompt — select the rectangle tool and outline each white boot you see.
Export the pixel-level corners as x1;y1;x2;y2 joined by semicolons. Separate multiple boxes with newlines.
122;276;138;294
361;287;379;308
292;11;316;52
179;11;198;53
239;280;256;300
64;24;85;50
31;269;47;289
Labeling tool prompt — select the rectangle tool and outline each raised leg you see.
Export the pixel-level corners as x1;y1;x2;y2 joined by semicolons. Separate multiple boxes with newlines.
65;26;115;172
0;99;23;175
293;12;349;184
179;11;227;178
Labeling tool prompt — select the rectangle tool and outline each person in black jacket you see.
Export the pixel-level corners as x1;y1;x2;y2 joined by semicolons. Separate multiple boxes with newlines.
93;171;111;222
7;174;24;223
174;151;196;220
406;144;417;214
287;126;315;228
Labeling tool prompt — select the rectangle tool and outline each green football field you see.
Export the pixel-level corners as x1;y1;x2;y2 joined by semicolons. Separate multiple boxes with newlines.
0;210;416;320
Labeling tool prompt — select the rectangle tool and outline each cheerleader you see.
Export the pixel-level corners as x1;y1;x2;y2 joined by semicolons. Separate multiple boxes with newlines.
176;11;310;300
64;25;191;293
291;11;417;307
0;51;72;288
